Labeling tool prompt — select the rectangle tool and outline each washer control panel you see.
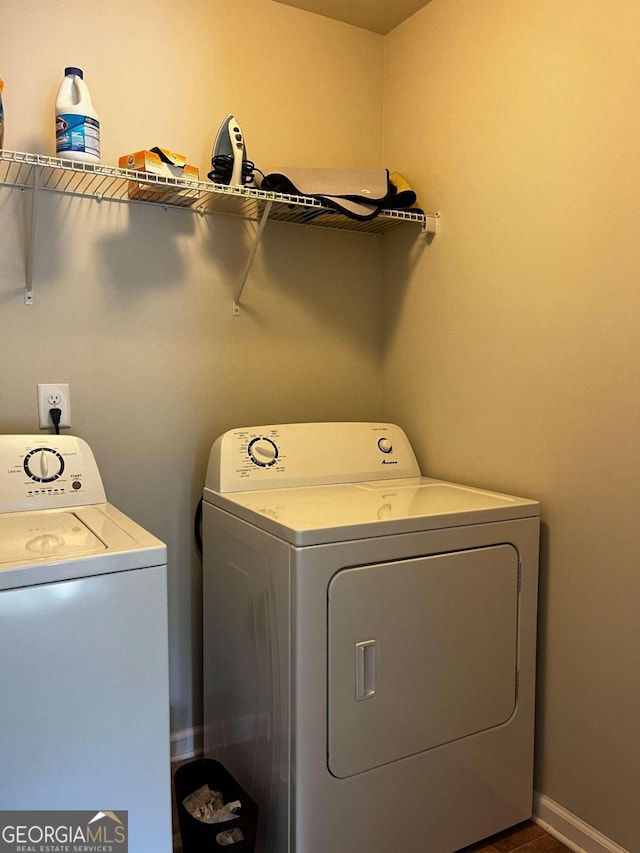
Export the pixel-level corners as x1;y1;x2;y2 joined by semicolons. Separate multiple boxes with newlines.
206;422;421;493
0;435;107;512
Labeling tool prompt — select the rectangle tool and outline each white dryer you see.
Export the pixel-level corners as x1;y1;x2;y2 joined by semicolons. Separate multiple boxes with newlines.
0;435;172;853
202;422;539;853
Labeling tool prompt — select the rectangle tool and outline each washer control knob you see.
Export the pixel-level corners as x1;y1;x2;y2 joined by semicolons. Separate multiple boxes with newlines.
23;448;65;483
248;437;279;467
377;437;393;454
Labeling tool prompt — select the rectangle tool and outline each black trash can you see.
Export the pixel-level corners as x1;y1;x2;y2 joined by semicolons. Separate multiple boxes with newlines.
174;759;259;852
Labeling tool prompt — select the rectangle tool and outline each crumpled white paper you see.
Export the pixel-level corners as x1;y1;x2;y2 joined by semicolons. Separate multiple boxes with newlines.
216;827;246;845
183;785;241;824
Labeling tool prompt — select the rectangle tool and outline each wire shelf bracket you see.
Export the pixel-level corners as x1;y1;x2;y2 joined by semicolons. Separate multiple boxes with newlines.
233;200;273;316
24;166;40;305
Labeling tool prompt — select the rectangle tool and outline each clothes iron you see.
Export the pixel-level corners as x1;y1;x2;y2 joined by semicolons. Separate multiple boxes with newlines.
208;114;254;186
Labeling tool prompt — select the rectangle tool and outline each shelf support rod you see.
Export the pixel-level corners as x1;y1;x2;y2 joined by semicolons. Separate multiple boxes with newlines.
24;167;40;305
233;200;273;316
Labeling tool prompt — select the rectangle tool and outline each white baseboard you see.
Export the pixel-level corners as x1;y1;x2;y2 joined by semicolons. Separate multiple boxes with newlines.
170;726;203;762
533;792;629;853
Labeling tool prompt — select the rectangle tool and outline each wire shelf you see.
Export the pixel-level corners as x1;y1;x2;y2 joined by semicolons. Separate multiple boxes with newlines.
1;149;439;308
0;149;437;235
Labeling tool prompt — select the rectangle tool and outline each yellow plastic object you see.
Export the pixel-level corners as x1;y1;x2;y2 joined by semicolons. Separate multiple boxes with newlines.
390;171;417;207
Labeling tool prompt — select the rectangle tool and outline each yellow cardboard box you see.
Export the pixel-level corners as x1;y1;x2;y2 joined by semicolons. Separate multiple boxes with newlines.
119;147;200;204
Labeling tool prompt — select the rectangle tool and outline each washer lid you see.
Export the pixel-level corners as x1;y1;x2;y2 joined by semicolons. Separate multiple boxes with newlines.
205;477;539;545
0;512;106;565
0;504;166;590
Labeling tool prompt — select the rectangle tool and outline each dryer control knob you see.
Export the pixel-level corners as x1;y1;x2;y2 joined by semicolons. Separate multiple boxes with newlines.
23;447;65;483
377;437;393;454
248;437;279;467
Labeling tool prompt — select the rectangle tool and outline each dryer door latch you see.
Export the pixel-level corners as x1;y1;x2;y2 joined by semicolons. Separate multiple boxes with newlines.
355;640;377;701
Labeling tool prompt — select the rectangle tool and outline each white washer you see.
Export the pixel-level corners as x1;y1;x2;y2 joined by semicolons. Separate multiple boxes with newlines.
203;422;540;853
0;435;172;853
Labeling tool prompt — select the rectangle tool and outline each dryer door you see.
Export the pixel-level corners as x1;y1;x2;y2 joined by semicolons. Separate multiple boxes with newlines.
327;544;519;778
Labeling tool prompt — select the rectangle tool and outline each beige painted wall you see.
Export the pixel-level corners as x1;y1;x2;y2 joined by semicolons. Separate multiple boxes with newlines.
383;1;640;850
0;0;384;739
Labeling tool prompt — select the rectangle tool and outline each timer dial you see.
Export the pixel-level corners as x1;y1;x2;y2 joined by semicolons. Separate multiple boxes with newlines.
377;437;393;454
23;448;65;483
248;437;279;467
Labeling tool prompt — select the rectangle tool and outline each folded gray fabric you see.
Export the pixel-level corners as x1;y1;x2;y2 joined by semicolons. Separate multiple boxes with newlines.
259;167;393;220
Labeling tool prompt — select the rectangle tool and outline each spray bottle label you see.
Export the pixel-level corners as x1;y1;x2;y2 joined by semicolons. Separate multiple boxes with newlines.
56;113;100;158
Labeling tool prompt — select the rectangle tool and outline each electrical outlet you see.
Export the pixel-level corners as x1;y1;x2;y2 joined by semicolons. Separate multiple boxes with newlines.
37;383;71;429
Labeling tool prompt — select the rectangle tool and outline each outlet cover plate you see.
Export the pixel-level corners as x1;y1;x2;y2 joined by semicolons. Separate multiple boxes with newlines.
37;383;71;429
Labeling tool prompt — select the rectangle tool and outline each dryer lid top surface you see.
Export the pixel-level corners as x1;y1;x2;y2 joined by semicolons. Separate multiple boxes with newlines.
205;476;539;545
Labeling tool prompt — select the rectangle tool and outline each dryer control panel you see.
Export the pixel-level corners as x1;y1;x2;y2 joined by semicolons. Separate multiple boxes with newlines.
206;422;421;492
0;435;107;512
